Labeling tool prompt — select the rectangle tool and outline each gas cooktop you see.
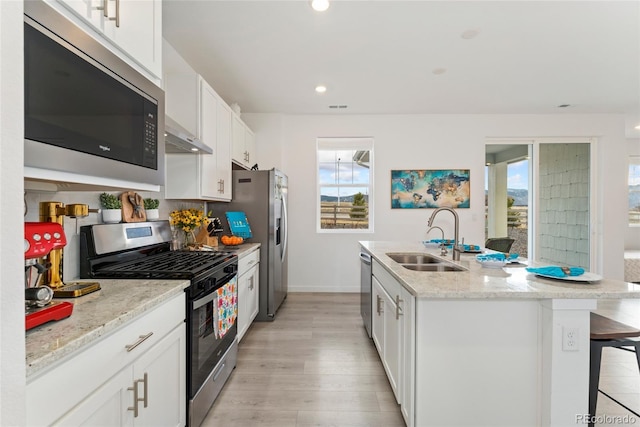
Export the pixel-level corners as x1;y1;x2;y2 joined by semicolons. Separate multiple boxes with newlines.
94;251;236;280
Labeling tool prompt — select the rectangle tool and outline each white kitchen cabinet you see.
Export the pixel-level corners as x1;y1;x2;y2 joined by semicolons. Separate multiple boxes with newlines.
232;115;256;169
400;286;415;427
372;274;401;401
55;0;162;79
237;247;260;341
26;294;186;427
165;77;232;201
371;277;385;358
163;39;198;137
372;260;415;425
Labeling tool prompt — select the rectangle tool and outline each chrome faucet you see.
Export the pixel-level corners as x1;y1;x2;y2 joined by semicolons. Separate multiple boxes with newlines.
427;207;461;261
427;226;448;256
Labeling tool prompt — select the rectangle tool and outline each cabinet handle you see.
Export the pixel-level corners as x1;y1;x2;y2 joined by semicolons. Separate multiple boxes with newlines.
105;0;120;27
127;374;147;417
141;372;149;409
218;179;225;193
96;0;107;16
125;332;153;352
127;380;140;417
376;294;383;315
248;276;254;290
395;295;403;320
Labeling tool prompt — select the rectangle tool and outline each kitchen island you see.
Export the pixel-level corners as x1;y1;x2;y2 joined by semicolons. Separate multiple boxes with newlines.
360;241;640;427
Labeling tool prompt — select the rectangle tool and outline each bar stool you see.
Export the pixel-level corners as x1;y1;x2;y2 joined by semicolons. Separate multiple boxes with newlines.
589;312;640;426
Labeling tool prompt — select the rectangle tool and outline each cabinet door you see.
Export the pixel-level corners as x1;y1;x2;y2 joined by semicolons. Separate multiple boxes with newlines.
400;288;415;427
103;0;162;77
244;126;255;168
53;368;133;426
198;79;220;199
57;0;105;31
247;263;260;323
163;39;198;136
216;101;232;201
237;270;250;341
133;325;186;427
382;289;401;402
371;276;385;356
232;115;246;166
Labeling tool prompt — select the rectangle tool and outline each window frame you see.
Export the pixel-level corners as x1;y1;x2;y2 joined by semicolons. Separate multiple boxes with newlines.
316;137;374;234
629;155;640;226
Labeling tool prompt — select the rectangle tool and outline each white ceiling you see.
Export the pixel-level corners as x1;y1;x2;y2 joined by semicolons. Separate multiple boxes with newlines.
163;1;640;137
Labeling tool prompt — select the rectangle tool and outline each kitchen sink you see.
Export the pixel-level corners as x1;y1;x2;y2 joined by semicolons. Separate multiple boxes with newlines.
386;253;442;264
400;263;466;272
385;252;466;272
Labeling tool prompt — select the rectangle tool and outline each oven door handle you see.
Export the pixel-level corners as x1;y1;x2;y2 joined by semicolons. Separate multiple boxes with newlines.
192;273;237;310
193;289;218;310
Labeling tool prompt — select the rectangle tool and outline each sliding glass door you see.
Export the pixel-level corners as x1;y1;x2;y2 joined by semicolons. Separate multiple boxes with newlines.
486;138;594;270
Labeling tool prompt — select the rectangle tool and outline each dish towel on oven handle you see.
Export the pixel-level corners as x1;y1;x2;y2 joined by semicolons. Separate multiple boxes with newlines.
215;276;238;339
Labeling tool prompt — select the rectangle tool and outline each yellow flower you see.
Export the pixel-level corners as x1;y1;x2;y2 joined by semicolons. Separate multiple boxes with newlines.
169;208;208;233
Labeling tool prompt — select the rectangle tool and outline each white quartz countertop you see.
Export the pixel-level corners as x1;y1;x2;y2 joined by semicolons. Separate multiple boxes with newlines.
360;241;640;299
220;242;260;257
25;278;189;378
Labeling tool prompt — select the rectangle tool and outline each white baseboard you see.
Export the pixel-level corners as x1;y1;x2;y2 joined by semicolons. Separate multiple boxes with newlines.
287;285;361;293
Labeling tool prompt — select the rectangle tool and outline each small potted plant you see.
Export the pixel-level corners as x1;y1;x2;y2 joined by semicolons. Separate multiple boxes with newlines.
144;198;160;221
99;192;122;223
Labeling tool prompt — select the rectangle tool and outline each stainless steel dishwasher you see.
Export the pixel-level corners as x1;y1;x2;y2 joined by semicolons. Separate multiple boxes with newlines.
359;251;372;338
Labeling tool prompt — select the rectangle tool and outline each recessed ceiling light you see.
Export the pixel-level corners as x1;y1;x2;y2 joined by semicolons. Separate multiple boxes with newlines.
315;85;327;93
432;68;446;75
635;124;640;130
461;29;480;40
311;0;329;12
557;104;571;108
191;148;198;152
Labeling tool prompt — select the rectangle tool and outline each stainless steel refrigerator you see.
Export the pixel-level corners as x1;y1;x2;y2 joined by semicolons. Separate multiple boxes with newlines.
210;168;288;321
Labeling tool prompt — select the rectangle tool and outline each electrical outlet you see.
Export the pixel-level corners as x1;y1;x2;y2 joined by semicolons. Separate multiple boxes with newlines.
562;327;579;351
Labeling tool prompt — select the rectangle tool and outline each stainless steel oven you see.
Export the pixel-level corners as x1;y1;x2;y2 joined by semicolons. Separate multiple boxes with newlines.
188;271;237;427
80;221;238;427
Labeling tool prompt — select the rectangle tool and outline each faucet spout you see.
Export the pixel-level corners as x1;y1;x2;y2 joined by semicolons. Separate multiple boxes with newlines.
427;207;461;261
427;226;448;256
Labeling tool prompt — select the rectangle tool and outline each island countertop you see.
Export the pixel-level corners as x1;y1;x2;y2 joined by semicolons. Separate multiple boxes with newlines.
360;241;640;299
25;278;190;378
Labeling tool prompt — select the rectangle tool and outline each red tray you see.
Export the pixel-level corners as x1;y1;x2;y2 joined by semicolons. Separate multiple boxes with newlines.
26;302;73;330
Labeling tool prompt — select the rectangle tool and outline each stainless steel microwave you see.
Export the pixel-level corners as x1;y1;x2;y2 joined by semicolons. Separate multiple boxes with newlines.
24;1;165;186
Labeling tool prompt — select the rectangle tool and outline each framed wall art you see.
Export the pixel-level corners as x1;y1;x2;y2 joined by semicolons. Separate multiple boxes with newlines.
391;169;470;209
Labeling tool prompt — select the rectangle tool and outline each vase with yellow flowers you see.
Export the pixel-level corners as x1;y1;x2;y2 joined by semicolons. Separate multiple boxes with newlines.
169;207;208;249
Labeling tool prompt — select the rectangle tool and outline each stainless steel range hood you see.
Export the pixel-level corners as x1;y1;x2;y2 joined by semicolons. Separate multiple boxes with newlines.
164;116;213;154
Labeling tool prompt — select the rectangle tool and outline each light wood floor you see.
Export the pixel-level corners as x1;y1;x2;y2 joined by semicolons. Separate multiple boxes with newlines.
202;293;640;427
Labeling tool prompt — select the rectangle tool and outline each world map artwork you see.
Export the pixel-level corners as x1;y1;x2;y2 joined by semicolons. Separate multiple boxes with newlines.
391;169;471;209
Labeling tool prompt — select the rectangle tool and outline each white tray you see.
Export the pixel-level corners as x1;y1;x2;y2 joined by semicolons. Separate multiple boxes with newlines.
531;271;602;283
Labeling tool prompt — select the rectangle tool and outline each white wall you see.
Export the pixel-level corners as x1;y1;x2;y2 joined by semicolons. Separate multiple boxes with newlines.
1;1;26;424
627;138;640;250
248;113;628;292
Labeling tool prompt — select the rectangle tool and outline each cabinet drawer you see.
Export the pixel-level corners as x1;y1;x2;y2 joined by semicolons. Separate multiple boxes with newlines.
27;293;185;426
373;260;402;298
239;248;260;273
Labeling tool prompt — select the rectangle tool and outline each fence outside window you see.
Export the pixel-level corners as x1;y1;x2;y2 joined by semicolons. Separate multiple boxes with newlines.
320;202;369;229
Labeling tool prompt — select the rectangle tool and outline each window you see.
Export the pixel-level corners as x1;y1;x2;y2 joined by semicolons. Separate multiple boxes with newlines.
630;156;640;225
317;137;373;232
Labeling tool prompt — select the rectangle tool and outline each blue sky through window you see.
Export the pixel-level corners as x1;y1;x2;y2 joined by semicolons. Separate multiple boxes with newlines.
484;159;529;191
